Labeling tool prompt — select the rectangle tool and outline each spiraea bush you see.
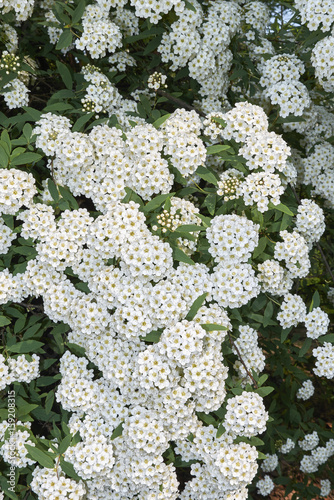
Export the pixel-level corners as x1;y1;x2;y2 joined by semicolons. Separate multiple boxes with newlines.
0;0;334;499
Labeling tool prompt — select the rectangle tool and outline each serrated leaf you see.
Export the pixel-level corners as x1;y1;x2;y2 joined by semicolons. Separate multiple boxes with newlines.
25;445;55;468
185;293;208;321
56;61;73;90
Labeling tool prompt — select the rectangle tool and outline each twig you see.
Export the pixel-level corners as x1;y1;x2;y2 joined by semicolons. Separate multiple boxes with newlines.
228;332;258;388
290;185;334;285
157;89;206;117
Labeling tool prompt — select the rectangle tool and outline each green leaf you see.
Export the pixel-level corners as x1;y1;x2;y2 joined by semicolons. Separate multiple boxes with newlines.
67;342;86;357
56;29;73;50
152;113;171;129
185;293;208;321
143;34;163;55
139;94;152;116
309;290;320;312
253;237;267;259
172;247;195;265
255;386;274;397
263;301;274;328
184;0;197;11
111;422;124;440
318;333;334;344
0;145;9;167
299;338;312;358
10;152;42;166
7;340;44;353
195;165;218;185
44;102;73;112
72;112;94;132
57;434;73;454
203;193;216;215
174;224;203;233
72;0;86;24
268;202;294;216
200;324;228;331
22;106;42;121
58;186;79;209
45;391;55;414
142;193;174;214
140;330;162;343
56;61;73;90
60;458;82;481
0;315;11;326
281;327;291;343
25;445;55;468
17;403;39;417
48;179;60;202
206;144;231;155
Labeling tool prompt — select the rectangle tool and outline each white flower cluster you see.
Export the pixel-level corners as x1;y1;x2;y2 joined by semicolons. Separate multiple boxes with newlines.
302;143;334;207
0;217;16;255
259;54;310;117
296;379;315;400
0;354;39;389
206;214;259;264
299;431;319;451
295;0;334;31
0;421;35;467
0;169;36;215
232;325;265;385
279;438;295;454
261;453;278;472
274;230;311;279
1;77;29;109
320;479;332;498
148;71;167;90
242;171;284;212
75;4;122;58
81;65;122;115
31;466;86;499
1;23;19;52
313;342;334;379
256;474;275;496
212;263;260;309
203;112;226;141
277;293;307;328
295;199;325;247
305;307;330;339
108;51;136;72
224;392;268;438
177;426;258;499
130;0;185;24
311;35;334;92
0;0;35;21
243;1;270;35
257;259;293;296
217;168;244;202
300;439;334;474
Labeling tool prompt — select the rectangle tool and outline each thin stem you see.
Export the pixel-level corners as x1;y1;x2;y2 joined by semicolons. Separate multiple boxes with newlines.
157;90;206;117
228;332;258;388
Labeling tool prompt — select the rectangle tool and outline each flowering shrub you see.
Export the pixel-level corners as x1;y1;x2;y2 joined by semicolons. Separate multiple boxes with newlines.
0;0;334;499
